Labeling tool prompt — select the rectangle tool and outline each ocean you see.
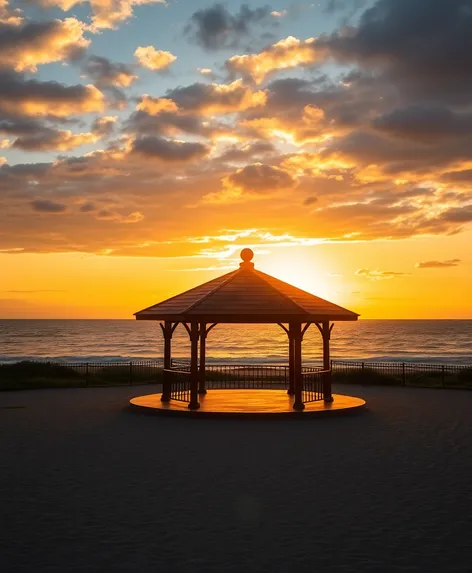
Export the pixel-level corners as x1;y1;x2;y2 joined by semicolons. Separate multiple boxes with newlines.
0;319;471;365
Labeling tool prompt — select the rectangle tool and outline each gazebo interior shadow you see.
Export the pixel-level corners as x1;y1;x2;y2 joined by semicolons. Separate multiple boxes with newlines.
130;249;366;418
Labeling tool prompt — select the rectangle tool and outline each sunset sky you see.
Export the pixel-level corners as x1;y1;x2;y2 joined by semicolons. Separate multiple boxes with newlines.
1;0;472;319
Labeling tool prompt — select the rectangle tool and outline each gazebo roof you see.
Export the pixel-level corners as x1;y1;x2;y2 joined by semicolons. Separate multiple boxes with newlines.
135;249;359;323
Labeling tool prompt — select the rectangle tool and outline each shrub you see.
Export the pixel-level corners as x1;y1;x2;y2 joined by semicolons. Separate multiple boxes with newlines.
333;367;399;386
0;361;82;381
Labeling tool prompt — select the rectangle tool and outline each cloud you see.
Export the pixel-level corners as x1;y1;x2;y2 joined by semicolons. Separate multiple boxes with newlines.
320;0;472;104
226;36;324;84
303;196;318;206
131;136;209;161
216;141;276;163
185;3;276;51
163;80;267;114
416;259;461;269
31;199;67;213
356;268;407;280
0;0;23;26
373;106;472;142
226;162;296;192
0;70;105;117
437;204;472;224
204;163;297;203
12;128;99;151
136;97;178;115
91;115;118;137
79;201;96;212
95;209;144;223
33;0;166;30
82;55;138;88
134;46;176;71
0;17;90;72
126;80;267;137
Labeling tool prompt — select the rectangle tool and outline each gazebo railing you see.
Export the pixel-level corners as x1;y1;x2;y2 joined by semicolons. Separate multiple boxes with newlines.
302;369;330;403
205;364;289;389
164;369;192;402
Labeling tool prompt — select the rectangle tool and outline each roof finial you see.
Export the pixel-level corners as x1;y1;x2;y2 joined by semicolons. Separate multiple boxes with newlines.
239;248;255;270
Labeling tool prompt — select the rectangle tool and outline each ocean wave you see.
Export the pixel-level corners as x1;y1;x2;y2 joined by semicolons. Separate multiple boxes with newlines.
0;354;471;366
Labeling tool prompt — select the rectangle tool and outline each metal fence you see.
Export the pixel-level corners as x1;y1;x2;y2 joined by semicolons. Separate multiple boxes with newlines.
331;360;472;388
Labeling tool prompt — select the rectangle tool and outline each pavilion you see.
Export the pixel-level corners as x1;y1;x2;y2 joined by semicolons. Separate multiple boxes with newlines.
132;249;361;415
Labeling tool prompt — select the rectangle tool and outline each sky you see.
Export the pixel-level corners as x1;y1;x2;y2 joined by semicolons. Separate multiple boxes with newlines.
1;0;472;319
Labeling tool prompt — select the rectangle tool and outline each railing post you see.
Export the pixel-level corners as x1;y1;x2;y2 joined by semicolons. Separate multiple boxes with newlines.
188;322;200;410
129;361;133;385
85;362;89;387
322;321;333;403
292;323;304;411
402;363;406;386
441;364;445;388
161;369;171;402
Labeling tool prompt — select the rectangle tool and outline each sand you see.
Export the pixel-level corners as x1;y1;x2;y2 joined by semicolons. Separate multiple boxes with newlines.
1;384;471;573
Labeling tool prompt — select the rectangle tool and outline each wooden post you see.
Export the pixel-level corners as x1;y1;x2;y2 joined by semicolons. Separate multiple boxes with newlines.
322;321;333;403
161;321;172;402
288;324;295;395
292;323;304;411
198;322;207;394
188;321;200;410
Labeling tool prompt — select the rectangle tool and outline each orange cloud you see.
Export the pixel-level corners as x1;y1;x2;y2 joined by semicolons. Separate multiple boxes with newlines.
140;80;267;117
0;82;105;117
13;129;100;151
136;96;179;115
1;17;90;72
134;46;177;71
226;36;325;84
204;163;297;203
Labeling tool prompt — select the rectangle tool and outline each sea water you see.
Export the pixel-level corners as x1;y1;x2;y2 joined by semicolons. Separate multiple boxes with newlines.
0;319;471;364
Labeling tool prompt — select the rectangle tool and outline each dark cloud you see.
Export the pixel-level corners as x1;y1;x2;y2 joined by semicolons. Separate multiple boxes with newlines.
440;170;472;184
322;0;472;104
31;199;67;213
131;136;209;162
91;116;117;137
227;163;296;192
0;69;104;118
438;204;472;223
11;127;96;151
164;80;265;113
79;202;96;213
0;115;45;136
416;259;461;269
216;141;276;163
185;3;275;50
303;196;318;206
373;106;472;142
126;109;216;138
82;55;136;88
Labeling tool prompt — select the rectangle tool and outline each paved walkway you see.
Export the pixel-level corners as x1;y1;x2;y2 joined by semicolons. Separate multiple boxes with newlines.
1;384;471;572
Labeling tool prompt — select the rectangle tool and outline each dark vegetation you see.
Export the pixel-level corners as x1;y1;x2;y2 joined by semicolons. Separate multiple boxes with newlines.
0;361;162;391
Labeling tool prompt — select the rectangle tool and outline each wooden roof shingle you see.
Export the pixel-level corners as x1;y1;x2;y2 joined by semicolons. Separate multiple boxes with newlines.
135;250;359;323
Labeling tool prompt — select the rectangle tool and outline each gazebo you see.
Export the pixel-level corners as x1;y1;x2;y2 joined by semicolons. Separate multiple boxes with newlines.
133;249;361;416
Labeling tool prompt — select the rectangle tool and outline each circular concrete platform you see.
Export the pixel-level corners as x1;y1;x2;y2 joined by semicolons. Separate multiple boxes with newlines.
130;389;366;418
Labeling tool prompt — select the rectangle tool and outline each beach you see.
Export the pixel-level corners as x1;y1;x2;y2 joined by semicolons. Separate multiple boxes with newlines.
1;384;471;572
